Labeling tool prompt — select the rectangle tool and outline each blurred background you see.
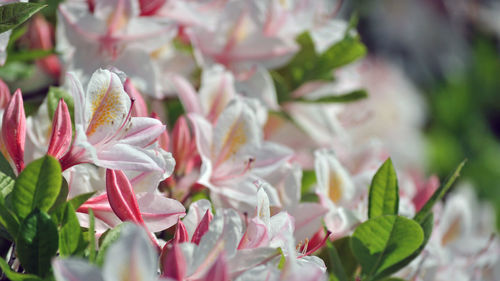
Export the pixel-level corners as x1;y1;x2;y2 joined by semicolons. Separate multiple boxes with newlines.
345;0;500;229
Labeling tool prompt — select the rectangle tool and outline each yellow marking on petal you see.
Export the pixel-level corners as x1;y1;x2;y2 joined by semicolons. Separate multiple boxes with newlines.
328;171;343;204
106;9;129;32
86;88;124;136
150;44;170;60
441;217;461;246
218;121;247;163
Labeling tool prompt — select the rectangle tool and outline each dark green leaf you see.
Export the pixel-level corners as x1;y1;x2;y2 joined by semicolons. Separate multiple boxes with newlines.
351;215;424;280
0;3;46;34
6;48;54;63
59;203;82;256
332;237;359;278
0;257;42;281
49;178;68;214
0;196;19;238
16;209;58;277
295;90;368;104
0;170;14;198
11;156;62;219
68;191;96;210
326;239;348;281
0;152;15;179
414;160;466;224
368;158;399;219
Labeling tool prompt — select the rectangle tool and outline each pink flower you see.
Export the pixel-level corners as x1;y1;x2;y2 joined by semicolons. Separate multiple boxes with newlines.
1;89;26;174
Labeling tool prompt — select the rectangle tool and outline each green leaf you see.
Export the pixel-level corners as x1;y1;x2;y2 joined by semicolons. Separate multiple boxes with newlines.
96;223;127;266
68;191;96;210
88;209;96;263
301;170;317;195
316;35;366;72
326;239;348;281
368;158;399;219
46;86;75;124
351;215;424;280
295;90;368;104
378;213;434;278
0;3;47;34
6;48;54;63
414;160;466;224
277;247;286;270
49;178;69;214
0;61;35;82
11;156;62;219
0;196;19;238
0;257;42;281
0;152;15;179
59;203;82;256
0;170;15;198
16;209;59;277
332;237;359;278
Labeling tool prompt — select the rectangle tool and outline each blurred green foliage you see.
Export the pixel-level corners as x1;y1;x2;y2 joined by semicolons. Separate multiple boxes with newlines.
426;37;500;230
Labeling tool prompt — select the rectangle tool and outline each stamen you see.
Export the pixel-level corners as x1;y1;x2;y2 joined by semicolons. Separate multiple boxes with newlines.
103;97;135;144
298;231;331;258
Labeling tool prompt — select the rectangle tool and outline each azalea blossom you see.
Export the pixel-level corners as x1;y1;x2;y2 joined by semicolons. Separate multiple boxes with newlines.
189;99;292;212
60;68;174;176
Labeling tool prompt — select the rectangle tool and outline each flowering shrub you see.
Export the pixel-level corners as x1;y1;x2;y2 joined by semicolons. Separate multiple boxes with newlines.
0;1;497;281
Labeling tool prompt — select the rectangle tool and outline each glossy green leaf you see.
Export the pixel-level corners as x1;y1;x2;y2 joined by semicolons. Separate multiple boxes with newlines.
380;213;434;277
11;156;62;219
326;239;348;281
0;196;19;238
0;3;46;34
295;90;368;104
0;170;14;198
0;152;15;179
59;203;82;256
332;237;359;278
16;209;58;277
351;215;424;280
0;257;42;281
68;191;96;210
414;160;466;224
368;158;399;219
49;178;69;214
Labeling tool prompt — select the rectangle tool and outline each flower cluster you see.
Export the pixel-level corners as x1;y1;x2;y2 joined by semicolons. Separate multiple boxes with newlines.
0;1;497;281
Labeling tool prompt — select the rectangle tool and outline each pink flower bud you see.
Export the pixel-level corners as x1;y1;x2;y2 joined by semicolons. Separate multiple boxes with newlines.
172;116;190;172
0;79;11;109
201;253;229;281
106;169;143;223
139;0;165;16
28;15;61;79
47;99;72;159
124;79;148;117
160;243;186;281
191;209;213;245
173;219;189;243
2;89;26;173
